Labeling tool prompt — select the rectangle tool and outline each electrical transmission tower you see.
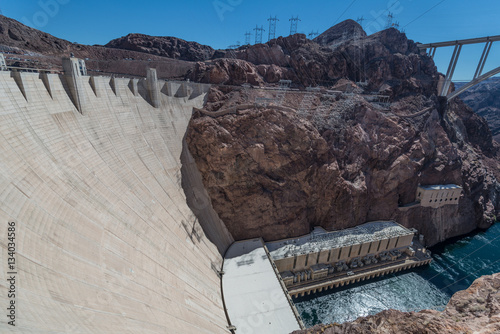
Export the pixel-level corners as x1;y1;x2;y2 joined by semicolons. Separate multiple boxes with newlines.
289;16;301;35
254;25;265;44
245;32;252;45
298;86;320;115
308;31;319;39
268;16;279;41
227;43;241;59
357;16;365;27
275;79;292;106
385;12;394;29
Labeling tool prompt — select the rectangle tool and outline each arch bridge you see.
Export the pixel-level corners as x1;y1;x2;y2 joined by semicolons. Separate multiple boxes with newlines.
417;35;500;100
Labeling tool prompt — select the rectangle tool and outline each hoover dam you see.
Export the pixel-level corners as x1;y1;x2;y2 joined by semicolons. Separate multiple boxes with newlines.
0;8;499;333
0;61;235;333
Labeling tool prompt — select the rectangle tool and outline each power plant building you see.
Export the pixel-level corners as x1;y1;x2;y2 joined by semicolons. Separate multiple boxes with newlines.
266;221;416;287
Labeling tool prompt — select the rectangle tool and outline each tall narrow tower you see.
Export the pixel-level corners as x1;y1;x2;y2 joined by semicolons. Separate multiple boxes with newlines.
356;16;365;27
385;12;394;29
254;25;265;44
289;16;301;35
268;16;279;41
245;32;252;45
308;31;319;39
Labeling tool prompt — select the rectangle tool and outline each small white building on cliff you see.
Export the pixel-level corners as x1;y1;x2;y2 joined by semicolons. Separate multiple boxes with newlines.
416;184;462;208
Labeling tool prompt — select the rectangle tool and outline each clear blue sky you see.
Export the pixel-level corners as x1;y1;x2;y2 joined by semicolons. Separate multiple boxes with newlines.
2;0;500;80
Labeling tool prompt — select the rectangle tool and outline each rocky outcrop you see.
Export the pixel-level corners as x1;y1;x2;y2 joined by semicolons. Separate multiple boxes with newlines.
0;15;197;78
188;25;438;99
186;20;499;245
187;90;500;244
314;19;367;46
0;14;72;54
105;33;215;61
291;273;500;334
457;78;500;142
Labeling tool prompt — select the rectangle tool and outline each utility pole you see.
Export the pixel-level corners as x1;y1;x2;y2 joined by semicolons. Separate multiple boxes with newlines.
254;25;265;44
289;16;301;35
268;16;279;41
245;32;252;45
308;30;319;39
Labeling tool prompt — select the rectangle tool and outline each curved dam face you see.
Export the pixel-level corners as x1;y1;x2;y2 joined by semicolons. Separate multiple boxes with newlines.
0;69;233;333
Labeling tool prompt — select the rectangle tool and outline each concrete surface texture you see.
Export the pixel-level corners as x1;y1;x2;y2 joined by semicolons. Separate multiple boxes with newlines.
222;239;302;334
0;70;233;333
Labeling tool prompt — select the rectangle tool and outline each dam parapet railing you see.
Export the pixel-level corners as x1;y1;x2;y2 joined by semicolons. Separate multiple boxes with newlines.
0;56;211;114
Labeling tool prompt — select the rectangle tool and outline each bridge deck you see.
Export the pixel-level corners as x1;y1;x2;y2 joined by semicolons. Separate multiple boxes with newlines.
418;35;500;48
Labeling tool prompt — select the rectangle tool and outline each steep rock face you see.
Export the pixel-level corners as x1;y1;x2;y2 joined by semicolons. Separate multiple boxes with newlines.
186;21;499;245
187;91;499;243
190;26;438;100
314;19;367;46
105;33;215;61
292;273;500;334
458;78;500;142
0;14;72;54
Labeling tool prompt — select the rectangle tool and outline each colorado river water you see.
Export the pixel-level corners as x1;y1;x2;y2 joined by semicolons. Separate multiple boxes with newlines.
293;222;500;326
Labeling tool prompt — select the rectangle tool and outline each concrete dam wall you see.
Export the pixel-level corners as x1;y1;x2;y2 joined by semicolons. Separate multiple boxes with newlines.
0;68;233;333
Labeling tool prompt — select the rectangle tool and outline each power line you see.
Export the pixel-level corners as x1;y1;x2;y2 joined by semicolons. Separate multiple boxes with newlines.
438;257;500;293
333;0;358;25
404;0;447;28
425;230;500;283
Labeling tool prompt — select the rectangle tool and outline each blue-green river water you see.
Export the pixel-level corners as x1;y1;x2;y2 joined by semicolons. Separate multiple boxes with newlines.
294;222;500;326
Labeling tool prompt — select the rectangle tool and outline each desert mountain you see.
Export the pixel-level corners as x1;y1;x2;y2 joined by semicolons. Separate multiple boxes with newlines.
458;77;500;142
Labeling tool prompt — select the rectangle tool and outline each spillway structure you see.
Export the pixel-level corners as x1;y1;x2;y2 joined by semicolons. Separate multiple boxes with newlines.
0;58;237;333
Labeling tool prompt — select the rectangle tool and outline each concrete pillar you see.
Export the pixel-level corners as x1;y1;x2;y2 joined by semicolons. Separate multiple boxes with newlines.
441;44;462;96
89;76;101;97
62;57;88;114
147;68;160;108
11;70;27;101
0;53;7;71
39;72;54;99
474;41;493;80
129;78;139;96
190;83;205;99
110;76;120;96
176;82;189;98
